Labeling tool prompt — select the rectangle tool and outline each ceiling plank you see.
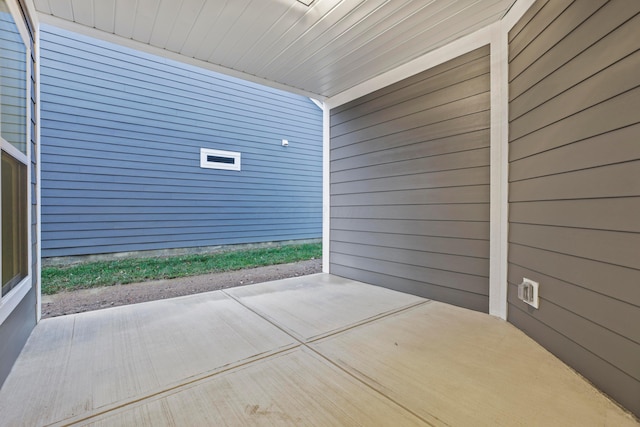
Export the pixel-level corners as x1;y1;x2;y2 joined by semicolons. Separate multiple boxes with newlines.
33;0;52;15
178;0;227;58
164;0;206;52
48;0;73;21
260;0;386;77
93;0;115;32
287;0;454;91
226;0;296;69
34;0;517;99
323;11;503;96
242;0;344;72
131;0;161;43
206;0;283;67
274;0;416;81
148;0;183;48
69;0;92;27
230;1;304;71
331;0;507;90
114;0;136;38
191;0;254;62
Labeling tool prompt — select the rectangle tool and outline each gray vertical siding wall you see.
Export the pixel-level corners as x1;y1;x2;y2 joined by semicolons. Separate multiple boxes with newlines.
508;0;640;416
0;10;37;387
329;47;491;312
39;25;322;258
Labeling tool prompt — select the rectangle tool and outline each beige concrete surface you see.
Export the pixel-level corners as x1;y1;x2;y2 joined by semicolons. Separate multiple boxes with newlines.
0;274;637;426
83;347;427;427
0;291;296;426
312;301;637;426
225;273;424;341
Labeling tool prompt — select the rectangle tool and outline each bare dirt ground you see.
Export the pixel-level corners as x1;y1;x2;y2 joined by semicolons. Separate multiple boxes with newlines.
41;259;322;318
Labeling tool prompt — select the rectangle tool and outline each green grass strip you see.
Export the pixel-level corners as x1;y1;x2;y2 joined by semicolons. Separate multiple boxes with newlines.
42;243;322;295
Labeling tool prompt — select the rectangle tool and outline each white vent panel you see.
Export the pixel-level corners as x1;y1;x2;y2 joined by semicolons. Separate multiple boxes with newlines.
200;148;241;171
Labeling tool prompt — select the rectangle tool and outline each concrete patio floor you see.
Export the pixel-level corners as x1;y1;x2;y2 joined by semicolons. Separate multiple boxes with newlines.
0;274;636;426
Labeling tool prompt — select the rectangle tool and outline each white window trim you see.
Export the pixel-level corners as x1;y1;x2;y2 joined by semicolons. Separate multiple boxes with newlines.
0;277;30;325
0;0;33;326
200;148;241;171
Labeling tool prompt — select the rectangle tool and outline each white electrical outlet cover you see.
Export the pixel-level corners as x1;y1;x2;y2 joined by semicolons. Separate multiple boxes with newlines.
521;278;539;309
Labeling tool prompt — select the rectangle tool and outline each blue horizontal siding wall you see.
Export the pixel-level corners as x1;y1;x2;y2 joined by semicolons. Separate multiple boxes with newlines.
39;25;322;258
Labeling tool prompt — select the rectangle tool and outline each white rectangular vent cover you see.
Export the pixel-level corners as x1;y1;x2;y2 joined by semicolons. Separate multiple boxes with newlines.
200;148;241;171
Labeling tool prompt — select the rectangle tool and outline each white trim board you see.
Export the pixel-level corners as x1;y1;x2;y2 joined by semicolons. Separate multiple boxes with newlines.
502;0;538;31
322;104;330;274
309;98;324;110
489;21;510;320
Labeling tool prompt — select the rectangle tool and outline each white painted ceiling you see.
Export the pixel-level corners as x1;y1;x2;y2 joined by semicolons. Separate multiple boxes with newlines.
33;0;516;100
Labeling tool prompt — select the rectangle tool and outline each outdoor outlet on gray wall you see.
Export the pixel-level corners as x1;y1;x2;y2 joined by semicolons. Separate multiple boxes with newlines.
518;278;539;309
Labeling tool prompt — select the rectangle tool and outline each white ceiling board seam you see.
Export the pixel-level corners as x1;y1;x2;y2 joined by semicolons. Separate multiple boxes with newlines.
276;0;407;81
310;0;504;94
37;13;327;101
229;2;298;70
131;0;162;44
258;0;369;76
315;3;504;96
194;0;248;60
326;6;505;93
216;1;291;68
250;0;342;74
114;0;135;38
206;0;254;62
167;0;192;50
173;0;207;53
32;0;51;15
48;0;73;21
149;0;183;49
175;1;225;57
287;0;450;90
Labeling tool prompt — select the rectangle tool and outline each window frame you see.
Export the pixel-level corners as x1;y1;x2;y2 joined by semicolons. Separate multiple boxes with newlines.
0;0;33;326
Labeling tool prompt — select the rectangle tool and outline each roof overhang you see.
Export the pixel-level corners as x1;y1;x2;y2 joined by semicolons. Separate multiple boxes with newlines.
32;0;517;103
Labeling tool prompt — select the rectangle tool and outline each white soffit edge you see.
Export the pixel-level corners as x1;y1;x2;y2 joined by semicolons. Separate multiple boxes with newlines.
33;0;516;100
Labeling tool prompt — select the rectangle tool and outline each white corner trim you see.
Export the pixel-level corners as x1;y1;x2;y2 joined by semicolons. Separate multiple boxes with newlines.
35;19;42;323
502;0;538;31
4;0;31;47
325;24;494;109
309;98;324;110
322;104;330;273
37;14;327;102
489;21;509;320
